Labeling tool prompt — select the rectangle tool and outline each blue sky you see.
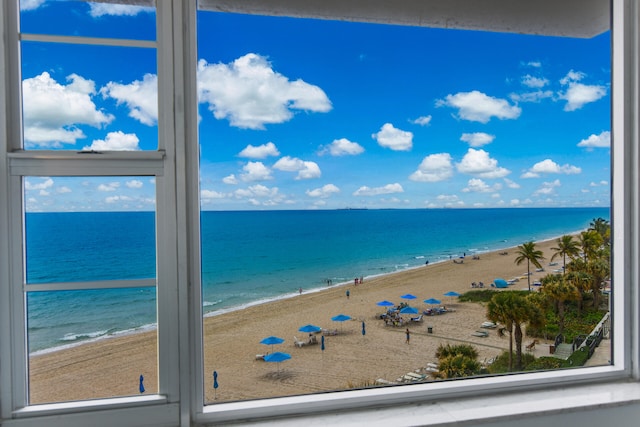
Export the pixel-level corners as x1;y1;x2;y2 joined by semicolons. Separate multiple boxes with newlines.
20;1;611;212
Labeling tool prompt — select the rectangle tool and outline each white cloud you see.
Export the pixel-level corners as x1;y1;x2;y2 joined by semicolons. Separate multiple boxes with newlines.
436;194;460;203
462;178;499;193
371;123;413;151
409;153;453;182
320;138;364;156
83;131;140;151
534;179;561;196
577;131;610;149
436;90;521;123
25;178;54;191
456;148;510;178
353;183;404;196
504;178;521;189
234;185;285;206
223;174;238;185
98;182;121;192
238;142;280;159
22;72;114;147
412;115;432;126
100;73;158;126
510;90;554;103
460;132;495;147
105;195;134;204
306;184;340;198
273;156;321;180
89;4;155;17
197;54;332;129
522;75;549;88
527;61;542;68
240;161;273;182
558;70;607;111
20;0;45;11
56;186;72;194
126;180;143;189
522;159;582;178
201;189;228;199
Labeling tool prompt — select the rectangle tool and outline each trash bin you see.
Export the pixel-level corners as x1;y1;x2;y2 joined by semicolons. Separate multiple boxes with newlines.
549;345;555;354
427;326;433;334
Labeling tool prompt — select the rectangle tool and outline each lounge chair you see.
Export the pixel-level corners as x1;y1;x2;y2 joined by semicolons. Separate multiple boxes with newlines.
481;321;497;329
410;314;423;323
293;336;307;347
471;330;489;337
322;328;338;336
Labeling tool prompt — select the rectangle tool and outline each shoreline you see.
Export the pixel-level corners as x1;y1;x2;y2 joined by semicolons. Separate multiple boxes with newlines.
28;235;579;404
30;231;585;358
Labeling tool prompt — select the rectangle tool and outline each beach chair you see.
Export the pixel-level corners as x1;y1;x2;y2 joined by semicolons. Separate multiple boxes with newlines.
481;321;497;329
410;314;423;323
293;336;307;347
471;330;489;338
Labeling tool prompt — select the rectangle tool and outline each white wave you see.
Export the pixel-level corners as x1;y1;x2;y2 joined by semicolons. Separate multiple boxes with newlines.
61;330;109;341
203;300;222;307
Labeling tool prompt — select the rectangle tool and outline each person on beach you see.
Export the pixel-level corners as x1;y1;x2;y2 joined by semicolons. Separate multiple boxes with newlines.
346;289;350;299
405;328;410;344
299;287;303;294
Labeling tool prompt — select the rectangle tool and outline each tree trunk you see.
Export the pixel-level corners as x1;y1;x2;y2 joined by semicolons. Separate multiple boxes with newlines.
514;324;524;371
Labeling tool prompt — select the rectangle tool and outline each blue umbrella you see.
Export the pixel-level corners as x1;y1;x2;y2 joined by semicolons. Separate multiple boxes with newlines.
264;351;292;374
139;374;145;394
331;314;351;332
376;300;395;307
400;306;419;315
444;291;461;297
400;293;417;300
494;278;509;288
362;321;366;336
260;336;285;346
213;371;219;399
424;298;441;305
331;314;351;322
321;335;325;351
260;336;284;354
298;324;322;333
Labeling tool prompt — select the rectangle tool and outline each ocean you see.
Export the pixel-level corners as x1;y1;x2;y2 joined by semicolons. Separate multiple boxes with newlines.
25;207;609;354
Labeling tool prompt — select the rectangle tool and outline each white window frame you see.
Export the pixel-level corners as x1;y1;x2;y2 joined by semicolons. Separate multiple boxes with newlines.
1;1;639;426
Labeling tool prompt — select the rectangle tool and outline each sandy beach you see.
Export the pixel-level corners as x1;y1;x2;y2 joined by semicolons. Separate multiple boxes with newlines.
29;238;563;404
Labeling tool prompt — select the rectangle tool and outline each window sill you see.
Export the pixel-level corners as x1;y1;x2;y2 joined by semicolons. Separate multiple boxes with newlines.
206;380;640;427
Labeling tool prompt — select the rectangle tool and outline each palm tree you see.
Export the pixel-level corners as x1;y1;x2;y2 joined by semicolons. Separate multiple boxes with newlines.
434;343;481;379
550;235;580;274
541;275;580;334
487;292;543;371
487;294;514;370
515;241;546;291
578;230;603;263
589;217;610;245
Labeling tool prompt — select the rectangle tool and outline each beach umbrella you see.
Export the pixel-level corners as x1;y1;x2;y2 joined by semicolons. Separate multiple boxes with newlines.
376;300;395;307
139;374;145;394
298;324;322;333
331;314;351;332
264;351;291;374
399;306;419;315
331;314;351;322
213;370;219;399
494;278;508;288
444;291;461;297
400;293;417;300
260;336;285;352
424;298;441;306
362;321;366;336
321;335;325;351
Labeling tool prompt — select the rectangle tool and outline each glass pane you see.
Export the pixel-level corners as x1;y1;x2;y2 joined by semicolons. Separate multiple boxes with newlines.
21;41;158;150
27;287;158;404
24;176;157;284
20;0;156;41
198;12;611;404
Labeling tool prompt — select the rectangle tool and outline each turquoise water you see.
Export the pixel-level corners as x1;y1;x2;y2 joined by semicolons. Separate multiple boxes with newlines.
25;207;608;353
